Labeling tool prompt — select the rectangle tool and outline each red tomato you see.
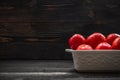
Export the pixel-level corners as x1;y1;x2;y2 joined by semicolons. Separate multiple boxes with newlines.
76;44;93;50
86;32;106;49
112;37;120;50
69;34;85;49
95;42;112;50
106;33;120;45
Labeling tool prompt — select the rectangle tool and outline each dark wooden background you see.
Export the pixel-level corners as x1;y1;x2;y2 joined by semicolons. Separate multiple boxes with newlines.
0;0;120;60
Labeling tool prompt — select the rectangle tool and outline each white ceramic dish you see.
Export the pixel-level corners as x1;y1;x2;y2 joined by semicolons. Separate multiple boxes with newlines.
65;49;120;72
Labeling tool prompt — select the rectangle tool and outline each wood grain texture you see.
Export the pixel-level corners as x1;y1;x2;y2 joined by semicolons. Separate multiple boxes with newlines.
0;0;120;59
0;60;120;79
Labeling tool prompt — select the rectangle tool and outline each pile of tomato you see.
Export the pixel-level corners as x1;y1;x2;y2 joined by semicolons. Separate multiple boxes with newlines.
68;32;120;50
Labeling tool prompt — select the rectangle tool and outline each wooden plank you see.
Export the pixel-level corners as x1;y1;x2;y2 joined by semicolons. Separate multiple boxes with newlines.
0;42;71;60
0;0;120;60
0;60;120;79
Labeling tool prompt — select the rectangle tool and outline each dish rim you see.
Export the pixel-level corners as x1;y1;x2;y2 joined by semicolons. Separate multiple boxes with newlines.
65;49;120;52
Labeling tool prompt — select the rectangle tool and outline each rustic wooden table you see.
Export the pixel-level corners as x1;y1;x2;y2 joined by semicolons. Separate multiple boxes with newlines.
0;60;120;80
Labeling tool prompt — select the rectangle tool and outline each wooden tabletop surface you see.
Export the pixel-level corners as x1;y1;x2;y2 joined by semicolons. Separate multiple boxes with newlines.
0;60;120;80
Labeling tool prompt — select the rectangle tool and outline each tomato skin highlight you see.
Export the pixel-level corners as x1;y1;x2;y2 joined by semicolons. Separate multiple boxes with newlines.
95;42;112;50
106;33;120;45
76;44;93;50
68;33;120;50
86;32;106;49
112;37;120;50
69;34;85;49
